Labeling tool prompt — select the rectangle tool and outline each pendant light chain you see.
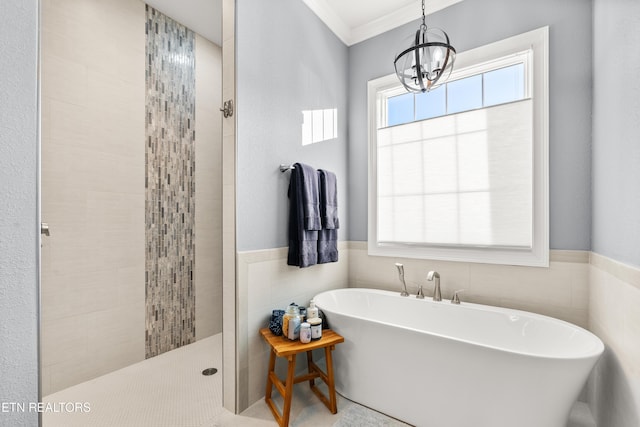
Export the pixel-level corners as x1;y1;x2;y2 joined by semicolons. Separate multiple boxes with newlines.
421;0;426;29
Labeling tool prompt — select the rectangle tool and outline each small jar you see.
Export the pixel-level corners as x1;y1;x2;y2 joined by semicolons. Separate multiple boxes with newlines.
308;317;322;341
299;322;311;343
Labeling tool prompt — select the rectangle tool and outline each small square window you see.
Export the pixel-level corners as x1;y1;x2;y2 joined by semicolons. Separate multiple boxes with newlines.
302;108;338;145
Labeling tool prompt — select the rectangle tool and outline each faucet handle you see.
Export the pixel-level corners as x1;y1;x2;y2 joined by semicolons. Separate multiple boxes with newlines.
416;284;425;299
451;289;465;305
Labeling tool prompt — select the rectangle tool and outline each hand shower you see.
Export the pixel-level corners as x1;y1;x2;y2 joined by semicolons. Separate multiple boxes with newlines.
395;263;410;297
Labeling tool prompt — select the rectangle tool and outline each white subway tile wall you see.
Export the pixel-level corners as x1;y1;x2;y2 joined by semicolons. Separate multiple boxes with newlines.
194;34;223;340
41;0;146;395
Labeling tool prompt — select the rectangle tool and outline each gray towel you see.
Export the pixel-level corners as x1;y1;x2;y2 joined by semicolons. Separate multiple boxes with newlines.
318;169;339;264
287;163;318;268
318;229;338;264
298;163;322;231
318;169;339;229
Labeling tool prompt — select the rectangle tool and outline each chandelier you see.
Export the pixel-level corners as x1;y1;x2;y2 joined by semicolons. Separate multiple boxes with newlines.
394;0;456;93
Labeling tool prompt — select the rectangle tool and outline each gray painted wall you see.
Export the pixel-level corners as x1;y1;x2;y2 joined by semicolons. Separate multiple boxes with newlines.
592;0;640;268
0;0;40;425
347;0;593;250
236;0;349;251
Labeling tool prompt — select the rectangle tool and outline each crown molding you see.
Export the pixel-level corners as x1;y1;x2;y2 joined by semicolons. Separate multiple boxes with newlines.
304;0;463;46
302;0;352;45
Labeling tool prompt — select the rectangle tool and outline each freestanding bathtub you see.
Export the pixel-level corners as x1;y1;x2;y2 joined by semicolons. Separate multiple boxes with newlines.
314;288;603;427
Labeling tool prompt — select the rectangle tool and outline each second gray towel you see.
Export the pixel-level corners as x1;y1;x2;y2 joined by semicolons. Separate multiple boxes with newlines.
318;169;339;229
318;169;339;264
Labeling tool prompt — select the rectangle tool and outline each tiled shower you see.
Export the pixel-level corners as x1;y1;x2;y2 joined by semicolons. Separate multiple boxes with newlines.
144;5;197;358
40;0;222;396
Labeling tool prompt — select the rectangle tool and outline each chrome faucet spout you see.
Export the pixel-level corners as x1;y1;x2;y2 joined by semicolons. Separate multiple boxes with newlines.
427;271;441;301
395;263;410;297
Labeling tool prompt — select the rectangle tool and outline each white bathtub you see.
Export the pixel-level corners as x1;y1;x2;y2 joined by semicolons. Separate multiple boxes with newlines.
314;288;603;427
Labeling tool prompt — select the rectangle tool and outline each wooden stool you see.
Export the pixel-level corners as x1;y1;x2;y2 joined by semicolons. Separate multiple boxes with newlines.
259;328;344;427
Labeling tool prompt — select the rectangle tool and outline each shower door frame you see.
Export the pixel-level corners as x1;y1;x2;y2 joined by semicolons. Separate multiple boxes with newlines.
220;0;238;414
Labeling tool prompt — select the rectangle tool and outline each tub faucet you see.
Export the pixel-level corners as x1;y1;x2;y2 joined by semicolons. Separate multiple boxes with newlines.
395;263;410;297
427;271;441;301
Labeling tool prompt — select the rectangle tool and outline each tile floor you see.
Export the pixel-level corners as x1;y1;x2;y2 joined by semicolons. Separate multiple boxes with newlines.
224;387;596;427
42;333;596;427
219;384;410;426
43;334;224;427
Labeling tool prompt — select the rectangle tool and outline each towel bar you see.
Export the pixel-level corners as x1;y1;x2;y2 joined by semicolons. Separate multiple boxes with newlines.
279;164;295;172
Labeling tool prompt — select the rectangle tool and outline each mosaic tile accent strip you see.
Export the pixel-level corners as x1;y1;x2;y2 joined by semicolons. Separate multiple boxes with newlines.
145;5;196;358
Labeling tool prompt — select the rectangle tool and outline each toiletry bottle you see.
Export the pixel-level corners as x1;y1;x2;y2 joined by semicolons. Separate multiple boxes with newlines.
282;304;298;339
307;299;318;319
288;312;301;340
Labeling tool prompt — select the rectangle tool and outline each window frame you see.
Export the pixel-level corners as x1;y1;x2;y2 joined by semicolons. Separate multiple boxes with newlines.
367;27;549;267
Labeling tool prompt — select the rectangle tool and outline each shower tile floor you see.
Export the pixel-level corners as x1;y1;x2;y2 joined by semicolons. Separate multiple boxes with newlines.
42;333;596;427
43;334;224;427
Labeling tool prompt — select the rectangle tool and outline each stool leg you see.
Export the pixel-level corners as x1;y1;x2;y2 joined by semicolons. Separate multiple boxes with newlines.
265;348;276;401
281;355;297;427
325;345;338;414
264;348;286;426
306;350;315;388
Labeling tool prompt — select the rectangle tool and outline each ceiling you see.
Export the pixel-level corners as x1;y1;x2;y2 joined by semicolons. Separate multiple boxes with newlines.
143;0;463;48
145;0;222;46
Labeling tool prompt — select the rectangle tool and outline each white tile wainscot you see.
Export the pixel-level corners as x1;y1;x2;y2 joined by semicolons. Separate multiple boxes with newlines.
348;241;590;328
588;253;640;427
236;243;349;411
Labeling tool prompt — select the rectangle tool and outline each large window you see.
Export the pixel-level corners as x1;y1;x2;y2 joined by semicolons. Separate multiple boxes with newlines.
368;28;549;267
